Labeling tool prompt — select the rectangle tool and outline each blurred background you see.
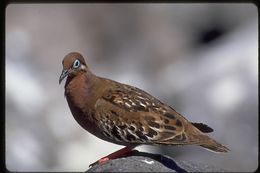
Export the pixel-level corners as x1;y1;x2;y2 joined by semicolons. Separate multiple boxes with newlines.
5;3;258;172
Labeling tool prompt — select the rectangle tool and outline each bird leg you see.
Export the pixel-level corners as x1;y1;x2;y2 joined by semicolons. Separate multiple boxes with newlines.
89;146;136;167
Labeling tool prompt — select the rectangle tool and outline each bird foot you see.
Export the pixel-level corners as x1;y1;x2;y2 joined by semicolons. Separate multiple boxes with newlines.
89;146;136;167
89;157;110;167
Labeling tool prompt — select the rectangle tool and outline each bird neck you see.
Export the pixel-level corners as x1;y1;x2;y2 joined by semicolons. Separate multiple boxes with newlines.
64;71;100;130
65;70;93;87
65;70;97;111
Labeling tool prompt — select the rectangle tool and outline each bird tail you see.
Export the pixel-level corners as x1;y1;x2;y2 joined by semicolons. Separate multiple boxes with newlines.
200;138;230;153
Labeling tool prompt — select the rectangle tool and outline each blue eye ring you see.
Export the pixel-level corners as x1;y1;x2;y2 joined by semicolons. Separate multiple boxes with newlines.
73;59;81;69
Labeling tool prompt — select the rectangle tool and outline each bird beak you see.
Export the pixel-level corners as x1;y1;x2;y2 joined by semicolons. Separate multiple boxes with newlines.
59;69;69;84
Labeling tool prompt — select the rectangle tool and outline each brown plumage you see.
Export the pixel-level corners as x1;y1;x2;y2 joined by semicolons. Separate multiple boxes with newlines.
59;52;229;165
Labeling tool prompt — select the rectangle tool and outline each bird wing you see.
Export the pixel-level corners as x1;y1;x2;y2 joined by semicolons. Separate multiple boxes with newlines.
101;83;167;113
191;122;213;133
94;82;204;145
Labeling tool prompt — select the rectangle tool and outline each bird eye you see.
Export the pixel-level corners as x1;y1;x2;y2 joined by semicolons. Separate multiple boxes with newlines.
73;59;80;69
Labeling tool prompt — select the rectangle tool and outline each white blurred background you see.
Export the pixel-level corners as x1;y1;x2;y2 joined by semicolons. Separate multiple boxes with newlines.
5;3;258;172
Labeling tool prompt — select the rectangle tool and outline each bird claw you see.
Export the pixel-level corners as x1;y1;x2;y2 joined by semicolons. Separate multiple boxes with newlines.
89;157;110;167
89;146;136;167
89;161;97;167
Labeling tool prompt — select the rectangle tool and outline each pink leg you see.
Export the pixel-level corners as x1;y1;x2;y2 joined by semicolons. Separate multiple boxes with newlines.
89;146;136;167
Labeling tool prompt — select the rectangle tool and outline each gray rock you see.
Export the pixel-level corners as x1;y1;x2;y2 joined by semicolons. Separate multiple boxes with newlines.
88;156;174;172
87;151;226;172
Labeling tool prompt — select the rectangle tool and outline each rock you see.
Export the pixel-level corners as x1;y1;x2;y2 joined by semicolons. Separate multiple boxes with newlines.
86;150;226;172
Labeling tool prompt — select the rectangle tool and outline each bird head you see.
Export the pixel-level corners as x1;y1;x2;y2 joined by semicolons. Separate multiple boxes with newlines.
59;52;88;84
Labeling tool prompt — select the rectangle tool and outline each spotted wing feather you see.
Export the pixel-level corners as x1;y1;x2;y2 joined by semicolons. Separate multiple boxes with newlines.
95;83;197;145
191;122;213;133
